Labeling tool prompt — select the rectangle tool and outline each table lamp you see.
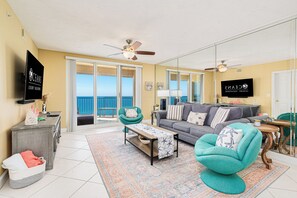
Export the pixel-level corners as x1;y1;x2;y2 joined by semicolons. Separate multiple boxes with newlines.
157;90;170;110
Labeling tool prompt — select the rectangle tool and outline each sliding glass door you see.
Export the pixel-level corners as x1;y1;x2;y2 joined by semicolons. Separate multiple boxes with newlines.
97;65;118;123
74;62;141;128
76;62;95;126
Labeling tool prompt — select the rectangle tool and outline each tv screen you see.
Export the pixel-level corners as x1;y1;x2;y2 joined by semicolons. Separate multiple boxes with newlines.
24;50;44;100
221;78;253;98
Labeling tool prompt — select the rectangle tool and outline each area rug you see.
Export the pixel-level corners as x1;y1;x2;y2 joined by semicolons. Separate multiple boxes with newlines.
87;132;288;198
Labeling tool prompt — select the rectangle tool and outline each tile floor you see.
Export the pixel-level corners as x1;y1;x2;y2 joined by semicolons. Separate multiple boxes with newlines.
0;124;297;198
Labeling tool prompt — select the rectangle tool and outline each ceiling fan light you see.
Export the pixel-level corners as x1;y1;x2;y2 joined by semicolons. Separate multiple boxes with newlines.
218;64;227;72
123;51;135;59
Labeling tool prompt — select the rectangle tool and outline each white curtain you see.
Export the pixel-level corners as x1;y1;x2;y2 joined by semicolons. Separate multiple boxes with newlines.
135;67;142;108
66;59;77;132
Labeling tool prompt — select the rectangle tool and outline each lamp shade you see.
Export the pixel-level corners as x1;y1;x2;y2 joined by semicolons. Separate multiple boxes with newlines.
157;90;170;97
170;90;182;97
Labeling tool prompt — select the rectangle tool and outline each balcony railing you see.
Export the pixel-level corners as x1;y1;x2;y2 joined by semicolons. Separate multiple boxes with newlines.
77;96;133;116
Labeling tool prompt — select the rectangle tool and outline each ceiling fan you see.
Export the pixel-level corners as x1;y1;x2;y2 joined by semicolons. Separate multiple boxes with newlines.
104;39;155;60
204;60;241;72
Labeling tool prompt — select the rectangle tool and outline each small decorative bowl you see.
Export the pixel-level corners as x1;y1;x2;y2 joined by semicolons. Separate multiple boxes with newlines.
138;135;150;144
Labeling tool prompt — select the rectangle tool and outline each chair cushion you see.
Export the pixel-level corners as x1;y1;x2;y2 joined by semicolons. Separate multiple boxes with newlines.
166;105;184;120
215;126;243;151
225;107;243;121
172;121;193;133
177;102;192;121
190;126;214;138
187;111;207;125
192;104;212;113
210;108;230;128
205;107;219;126
159;119;178;128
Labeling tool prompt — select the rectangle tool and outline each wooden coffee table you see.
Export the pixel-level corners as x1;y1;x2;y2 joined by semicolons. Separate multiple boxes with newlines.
124;124;178;165
256;124;279;169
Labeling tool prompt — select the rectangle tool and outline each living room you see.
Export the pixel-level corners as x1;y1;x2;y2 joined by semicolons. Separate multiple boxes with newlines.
1;0;297;197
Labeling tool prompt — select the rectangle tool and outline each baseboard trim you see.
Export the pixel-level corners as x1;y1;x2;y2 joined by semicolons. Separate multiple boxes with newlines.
0;170;8;189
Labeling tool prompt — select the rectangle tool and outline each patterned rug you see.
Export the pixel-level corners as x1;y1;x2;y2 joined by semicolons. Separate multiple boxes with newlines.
87;132;288;198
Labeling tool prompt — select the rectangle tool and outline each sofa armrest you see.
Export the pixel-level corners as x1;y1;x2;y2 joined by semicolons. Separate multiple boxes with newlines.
156;111;167;126
214;118;250;134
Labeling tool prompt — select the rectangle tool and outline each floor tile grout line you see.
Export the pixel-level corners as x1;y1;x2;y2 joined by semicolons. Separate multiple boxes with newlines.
69;180;88;197
28;175;61;198
266;188;276;198
268;186;297;193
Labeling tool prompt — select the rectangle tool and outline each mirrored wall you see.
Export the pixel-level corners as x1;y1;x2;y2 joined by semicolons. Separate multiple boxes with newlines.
155;19;297;157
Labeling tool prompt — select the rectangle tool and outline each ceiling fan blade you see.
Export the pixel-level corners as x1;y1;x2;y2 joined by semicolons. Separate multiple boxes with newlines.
107;52;123;57
135;51;155;55
103;44;123;51
131;55;138;60
131;41;142;50
204;67;217;71
228;64;242;68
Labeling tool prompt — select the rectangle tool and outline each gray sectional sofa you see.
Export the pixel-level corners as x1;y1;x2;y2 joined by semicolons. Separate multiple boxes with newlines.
156;103;265;145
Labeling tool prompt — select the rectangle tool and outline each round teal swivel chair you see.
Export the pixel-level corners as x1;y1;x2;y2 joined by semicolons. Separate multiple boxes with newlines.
277;113;297;146
118;107;143;132
194;123;262;194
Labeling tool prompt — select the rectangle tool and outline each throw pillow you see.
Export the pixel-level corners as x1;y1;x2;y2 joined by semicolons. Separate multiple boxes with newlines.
187;111;207;126
125;108;138;118
210;107;230;128
215;126;243;151
166;105;184;120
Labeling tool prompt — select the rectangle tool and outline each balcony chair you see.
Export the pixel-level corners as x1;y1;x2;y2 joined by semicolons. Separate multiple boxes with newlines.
277;113;297;146
194;123;262;194
118;107;143;132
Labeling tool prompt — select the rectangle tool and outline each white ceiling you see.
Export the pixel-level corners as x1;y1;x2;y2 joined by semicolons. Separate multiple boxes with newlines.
7;0;297;65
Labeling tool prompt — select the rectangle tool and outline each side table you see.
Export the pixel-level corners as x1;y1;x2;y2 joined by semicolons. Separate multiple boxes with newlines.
256;124;279;170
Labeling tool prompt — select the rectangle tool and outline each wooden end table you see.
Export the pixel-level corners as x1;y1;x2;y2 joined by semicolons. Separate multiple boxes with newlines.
265;120;296;154
256;124;280;169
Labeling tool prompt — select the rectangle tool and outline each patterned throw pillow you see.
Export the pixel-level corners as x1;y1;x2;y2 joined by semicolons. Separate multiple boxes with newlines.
125;108;138;118
166;105;184;120
215;126;243;151
187;111;207;126
210;107;230;128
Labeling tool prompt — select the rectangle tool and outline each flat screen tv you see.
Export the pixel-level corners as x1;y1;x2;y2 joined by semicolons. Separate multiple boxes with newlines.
221;78;253;98
17;51;44;104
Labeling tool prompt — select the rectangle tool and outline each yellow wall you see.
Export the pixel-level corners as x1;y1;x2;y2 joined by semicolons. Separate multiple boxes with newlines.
155;65;214;104
38;50;155;128
216;60;292;115
0;0;38;175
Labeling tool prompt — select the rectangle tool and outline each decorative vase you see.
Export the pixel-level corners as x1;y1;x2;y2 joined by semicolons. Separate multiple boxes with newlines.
42;103;47;114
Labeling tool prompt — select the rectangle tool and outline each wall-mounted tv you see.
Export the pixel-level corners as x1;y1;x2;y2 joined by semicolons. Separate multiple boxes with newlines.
17;50;44;104
221;78;253;98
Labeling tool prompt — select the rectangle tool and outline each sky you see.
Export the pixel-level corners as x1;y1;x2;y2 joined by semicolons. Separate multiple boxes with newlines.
76;74;133;96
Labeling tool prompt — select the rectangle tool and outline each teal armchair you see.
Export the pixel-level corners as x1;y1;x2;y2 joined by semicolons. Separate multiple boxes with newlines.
118;107;143;132
277;113;297;146
195;123;262;194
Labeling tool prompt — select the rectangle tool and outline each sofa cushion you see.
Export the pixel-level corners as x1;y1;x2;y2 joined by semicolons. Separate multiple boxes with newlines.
177;102;192;121
172;121;193;133
192;104;212;113
159;119;178;128
225;107;243;121
205;107;219;126
240;106;253;117
190;126;214;138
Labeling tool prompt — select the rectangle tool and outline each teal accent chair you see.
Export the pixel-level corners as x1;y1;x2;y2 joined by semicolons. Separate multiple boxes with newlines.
194;123;262;194
277;113;297;146
118;107;143;132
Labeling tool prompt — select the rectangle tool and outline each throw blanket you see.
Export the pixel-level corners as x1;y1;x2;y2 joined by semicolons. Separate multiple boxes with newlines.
131;124;174;159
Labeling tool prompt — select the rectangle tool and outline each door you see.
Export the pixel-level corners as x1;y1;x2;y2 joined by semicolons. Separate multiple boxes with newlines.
272;70;296;117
